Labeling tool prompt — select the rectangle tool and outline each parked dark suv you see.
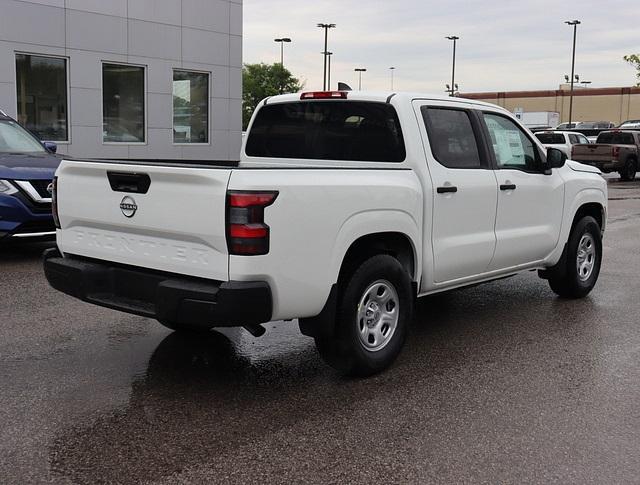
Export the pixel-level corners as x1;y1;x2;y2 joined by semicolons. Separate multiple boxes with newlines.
0;110;61;241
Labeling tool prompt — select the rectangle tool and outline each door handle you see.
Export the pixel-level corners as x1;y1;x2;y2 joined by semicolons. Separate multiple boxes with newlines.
500;184;516;191
437;186;458;194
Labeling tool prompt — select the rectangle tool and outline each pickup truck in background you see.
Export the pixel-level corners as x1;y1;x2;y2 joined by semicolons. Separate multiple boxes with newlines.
571;121;617;143
534;130;590;159
571;130;640;181
44;91;608;376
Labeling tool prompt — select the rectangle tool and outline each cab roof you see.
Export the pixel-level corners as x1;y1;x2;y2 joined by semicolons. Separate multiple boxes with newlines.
264;91;501;110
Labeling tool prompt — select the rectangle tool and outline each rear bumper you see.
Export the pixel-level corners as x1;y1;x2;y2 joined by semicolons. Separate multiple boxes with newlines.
43;249;272;328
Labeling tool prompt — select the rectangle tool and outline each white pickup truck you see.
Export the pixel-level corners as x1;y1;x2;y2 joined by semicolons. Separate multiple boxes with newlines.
44;91;607;375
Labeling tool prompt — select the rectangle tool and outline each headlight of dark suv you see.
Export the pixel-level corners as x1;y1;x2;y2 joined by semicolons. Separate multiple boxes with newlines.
0;179;18;195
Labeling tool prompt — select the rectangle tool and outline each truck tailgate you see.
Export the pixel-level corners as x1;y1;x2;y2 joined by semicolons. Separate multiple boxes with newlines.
571;144;612;162
55;160;231;281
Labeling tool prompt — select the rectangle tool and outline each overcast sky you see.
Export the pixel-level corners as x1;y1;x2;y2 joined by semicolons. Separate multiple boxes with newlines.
243;0;640;93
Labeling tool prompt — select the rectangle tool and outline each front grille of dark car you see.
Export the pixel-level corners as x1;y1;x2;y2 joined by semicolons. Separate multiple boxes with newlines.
13;220;56;234
29;179;53;199
13;191;52;213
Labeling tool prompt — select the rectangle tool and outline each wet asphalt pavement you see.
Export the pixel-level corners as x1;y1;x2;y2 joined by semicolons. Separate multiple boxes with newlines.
1;177;640;484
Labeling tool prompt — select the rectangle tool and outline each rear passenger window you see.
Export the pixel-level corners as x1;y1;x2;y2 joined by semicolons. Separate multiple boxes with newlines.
597;132;635;144
421;107;482;168
245;101;405;162
568;134;579;144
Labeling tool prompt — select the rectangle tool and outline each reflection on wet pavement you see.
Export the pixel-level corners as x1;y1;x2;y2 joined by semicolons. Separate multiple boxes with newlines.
0;178;639;484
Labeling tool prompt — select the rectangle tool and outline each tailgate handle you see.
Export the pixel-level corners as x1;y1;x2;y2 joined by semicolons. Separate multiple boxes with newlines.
107;172;151;194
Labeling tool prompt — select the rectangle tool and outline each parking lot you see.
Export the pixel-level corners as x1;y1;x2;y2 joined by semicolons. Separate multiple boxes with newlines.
1;176;639;484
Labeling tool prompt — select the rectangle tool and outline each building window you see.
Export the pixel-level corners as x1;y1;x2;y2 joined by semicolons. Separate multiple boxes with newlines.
102;63;145;143
173;70;209;144
15;54;68;142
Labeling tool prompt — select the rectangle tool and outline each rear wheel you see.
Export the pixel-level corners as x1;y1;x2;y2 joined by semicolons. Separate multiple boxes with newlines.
619;158;637;181
548;216;602;298
314;254;414;376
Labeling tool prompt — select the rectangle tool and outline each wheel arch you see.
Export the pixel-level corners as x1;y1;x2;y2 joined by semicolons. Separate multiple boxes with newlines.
300;229;419;339
337;232;418;287
572;201;606;234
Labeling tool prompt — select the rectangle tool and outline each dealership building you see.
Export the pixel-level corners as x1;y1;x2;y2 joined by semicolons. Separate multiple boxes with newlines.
0;0;242;160
462;85;640;125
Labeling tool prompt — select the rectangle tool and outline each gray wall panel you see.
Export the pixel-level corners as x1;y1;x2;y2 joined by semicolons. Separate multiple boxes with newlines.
66;10;128;54
0;0;65;47
128;20;182;61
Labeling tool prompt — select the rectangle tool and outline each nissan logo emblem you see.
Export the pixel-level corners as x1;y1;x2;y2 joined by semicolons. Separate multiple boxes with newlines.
120;196;138;218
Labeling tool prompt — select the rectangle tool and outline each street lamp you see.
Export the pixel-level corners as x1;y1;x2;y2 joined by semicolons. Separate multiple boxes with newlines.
389;67;396;90
324;52;333;90
317;23;336;90
446;35;459;97
565;20;581;125
354;68;367;90
445;84;459;96
274;37;291;66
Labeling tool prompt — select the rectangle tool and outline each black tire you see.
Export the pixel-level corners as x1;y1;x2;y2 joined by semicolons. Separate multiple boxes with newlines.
619;158;637;181
314;254;414;376
548;216;602;299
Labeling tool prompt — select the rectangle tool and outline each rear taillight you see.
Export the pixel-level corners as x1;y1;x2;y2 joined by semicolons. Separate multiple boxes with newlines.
51;176;60;229
227;191;278;255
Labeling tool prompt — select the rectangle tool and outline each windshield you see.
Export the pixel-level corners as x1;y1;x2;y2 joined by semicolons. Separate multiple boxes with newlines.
0;120;46;153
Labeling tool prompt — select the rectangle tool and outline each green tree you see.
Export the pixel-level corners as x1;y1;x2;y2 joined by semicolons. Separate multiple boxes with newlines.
623;54;640;86
242;63;303;129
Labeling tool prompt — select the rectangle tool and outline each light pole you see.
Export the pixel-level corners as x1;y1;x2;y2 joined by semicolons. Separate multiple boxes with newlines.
274;37;291;94
274;37;291;66
446;35;459;97
354;68;366;90
321;51;334;89
317;23;336;90
565;20;581;125
389;67;396;90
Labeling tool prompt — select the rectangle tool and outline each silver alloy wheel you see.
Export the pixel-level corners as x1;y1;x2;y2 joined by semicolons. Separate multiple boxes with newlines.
576;233;596;282
356;279;399;352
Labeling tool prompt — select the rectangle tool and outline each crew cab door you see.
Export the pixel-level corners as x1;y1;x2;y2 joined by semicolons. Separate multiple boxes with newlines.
479;111;564;270
413;101;498;284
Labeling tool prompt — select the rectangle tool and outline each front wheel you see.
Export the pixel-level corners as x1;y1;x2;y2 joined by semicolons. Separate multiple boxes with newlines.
619;158;637;181
548;216;602;298
314;254;414;376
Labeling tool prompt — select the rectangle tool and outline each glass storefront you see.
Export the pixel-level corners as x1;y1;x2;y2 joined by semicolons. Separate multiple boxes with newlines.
173;70;209;144
102;63;145;143
15;54;68;142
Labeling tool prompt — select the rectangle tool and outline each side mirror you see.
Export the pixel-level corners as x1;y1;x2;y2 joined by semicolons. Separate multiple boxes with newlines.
546;147;566;169
43;141;57;154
